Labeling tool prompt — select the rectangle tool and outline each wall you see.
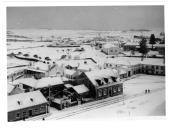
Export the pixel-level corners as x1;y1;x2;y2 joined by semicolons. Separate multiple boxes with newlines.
8;103;48;122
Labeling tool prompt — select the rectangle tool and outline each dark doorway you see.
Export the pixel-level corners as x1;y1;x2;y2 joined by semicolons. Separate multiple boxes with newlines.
128;71;131;77
109;88;112;96
28;109;33;117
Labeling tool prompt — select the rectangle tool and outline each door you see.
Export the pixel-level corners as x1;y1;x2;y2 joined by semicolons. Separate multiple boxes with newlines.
109;88;112;97
128;71;131;77
28;109;33;117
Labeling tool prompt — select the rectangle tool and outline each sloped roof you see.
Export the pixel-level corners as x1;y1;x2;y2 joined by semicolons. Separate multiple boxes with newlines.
64;69;77;76
64;84;73;88
78;64;91;71
36;77;63;88
8;90;47;112
8;83;15;93
12;78;38;88
31;62;50;71
12;76;63;89
72;84;89;94
85;69;118;86
102;43;118;49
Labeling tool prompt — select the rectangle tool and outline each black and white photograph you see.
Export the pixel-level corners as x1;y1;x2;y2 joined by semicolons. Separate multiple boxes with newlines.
5;4;166;123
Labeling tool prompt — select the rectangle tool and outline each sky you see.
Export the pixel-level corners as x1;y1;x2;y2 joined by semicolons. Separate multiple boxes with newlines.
7;6;164;31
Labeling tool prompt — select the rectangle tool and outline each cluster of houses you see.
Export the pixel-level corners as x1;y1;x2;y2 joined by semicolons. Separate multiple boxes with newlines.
7;31;165;121
7;54;165;121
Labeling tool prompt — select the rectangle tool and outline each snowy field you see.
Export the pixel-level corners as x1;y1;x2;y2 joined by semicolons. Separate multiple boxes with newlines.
46;75;165;120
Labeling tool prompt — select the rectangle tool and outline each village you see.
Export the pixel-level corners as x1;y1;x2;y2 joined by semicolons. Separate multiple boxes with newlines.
7;29;165;121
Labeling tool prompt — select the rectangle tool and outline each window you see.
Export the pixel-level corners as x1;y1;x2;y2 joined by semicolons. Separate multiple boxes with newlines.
103;89;107;96
16;112;20;118
23;111;27;117
113;88;117;93
98;89;102;97
96;79;103;86
161;66;164;70
118;87;121;92
34;108;39;114
40;105;46;113
104;78;109;84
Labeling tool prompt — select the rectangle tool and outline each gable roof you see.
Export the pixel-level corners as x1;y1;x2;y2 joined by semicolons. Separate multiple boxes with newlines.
102;43;118;49
84;69;118;86
8;90;47;112
72;84;89;94
12;76;63;89
8;83;15;94
12;78;38;88
36;77;63;88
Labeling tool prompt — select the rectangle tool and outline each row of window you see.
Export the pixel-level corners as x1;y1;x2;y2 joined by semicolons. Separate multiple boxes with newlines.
97;86;122;97
15;105;46;119
144;65;165;70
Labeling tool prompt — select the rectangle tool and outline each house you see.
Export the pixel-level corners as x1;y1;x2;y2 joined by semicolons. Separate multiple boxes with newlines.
102;43;122;56
77;64;92;72
8;83;25;95
8;90;49;121
69;84;90;103
12;76;64;98
76;69;123;100
51;97;71;110
63;69;81;79
141;64;165;75
119;68;128;79
8;83;15;95
123;42;139;51
22;62;57;79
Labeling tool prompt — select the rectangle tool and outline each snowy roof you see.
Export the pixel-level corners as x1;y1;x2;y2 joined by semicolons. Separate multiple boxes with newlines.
72;84;89;94
12;76;63;89
85;69;118;86
12;78;38;88
102;43;118;49
36;77;64;88
105;57;165;66
32;62;50;71
25;67;46;73
124;42;139;46
119;69;127;75
7;67;26;76
78;64;91;71
8;83;15;93
8;90;47;112
64;69;76;76
64;84;73;88
65;61;79;67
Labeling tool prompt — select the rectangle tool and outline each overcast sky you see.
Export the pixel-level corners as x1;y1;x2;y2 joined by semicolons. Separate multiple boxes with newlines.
7;6;164;31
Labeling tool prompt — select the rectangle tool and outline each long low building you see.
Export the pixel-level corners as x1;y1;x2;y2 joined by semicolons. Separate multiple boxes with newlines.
103;57;165;76
8;90;49;122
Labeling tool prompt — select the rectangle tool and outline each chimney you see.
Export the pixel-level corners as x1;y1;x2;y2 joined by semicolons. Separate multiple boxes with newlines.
30;98;34;102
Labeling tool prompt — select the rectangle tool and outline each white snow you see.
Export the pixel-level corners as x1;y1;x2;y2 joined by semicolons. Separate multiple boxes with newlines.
46;75;165;119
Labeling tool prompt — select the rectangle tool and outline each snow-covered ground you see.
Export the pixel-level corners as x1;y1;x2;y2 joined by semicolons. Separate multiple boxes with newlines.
46;75;165;120
7;29;165;120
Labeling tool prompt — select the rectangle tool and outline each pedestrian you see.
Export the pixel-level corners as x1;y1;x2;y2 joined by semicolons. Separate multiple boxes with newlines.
148;89;150;93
